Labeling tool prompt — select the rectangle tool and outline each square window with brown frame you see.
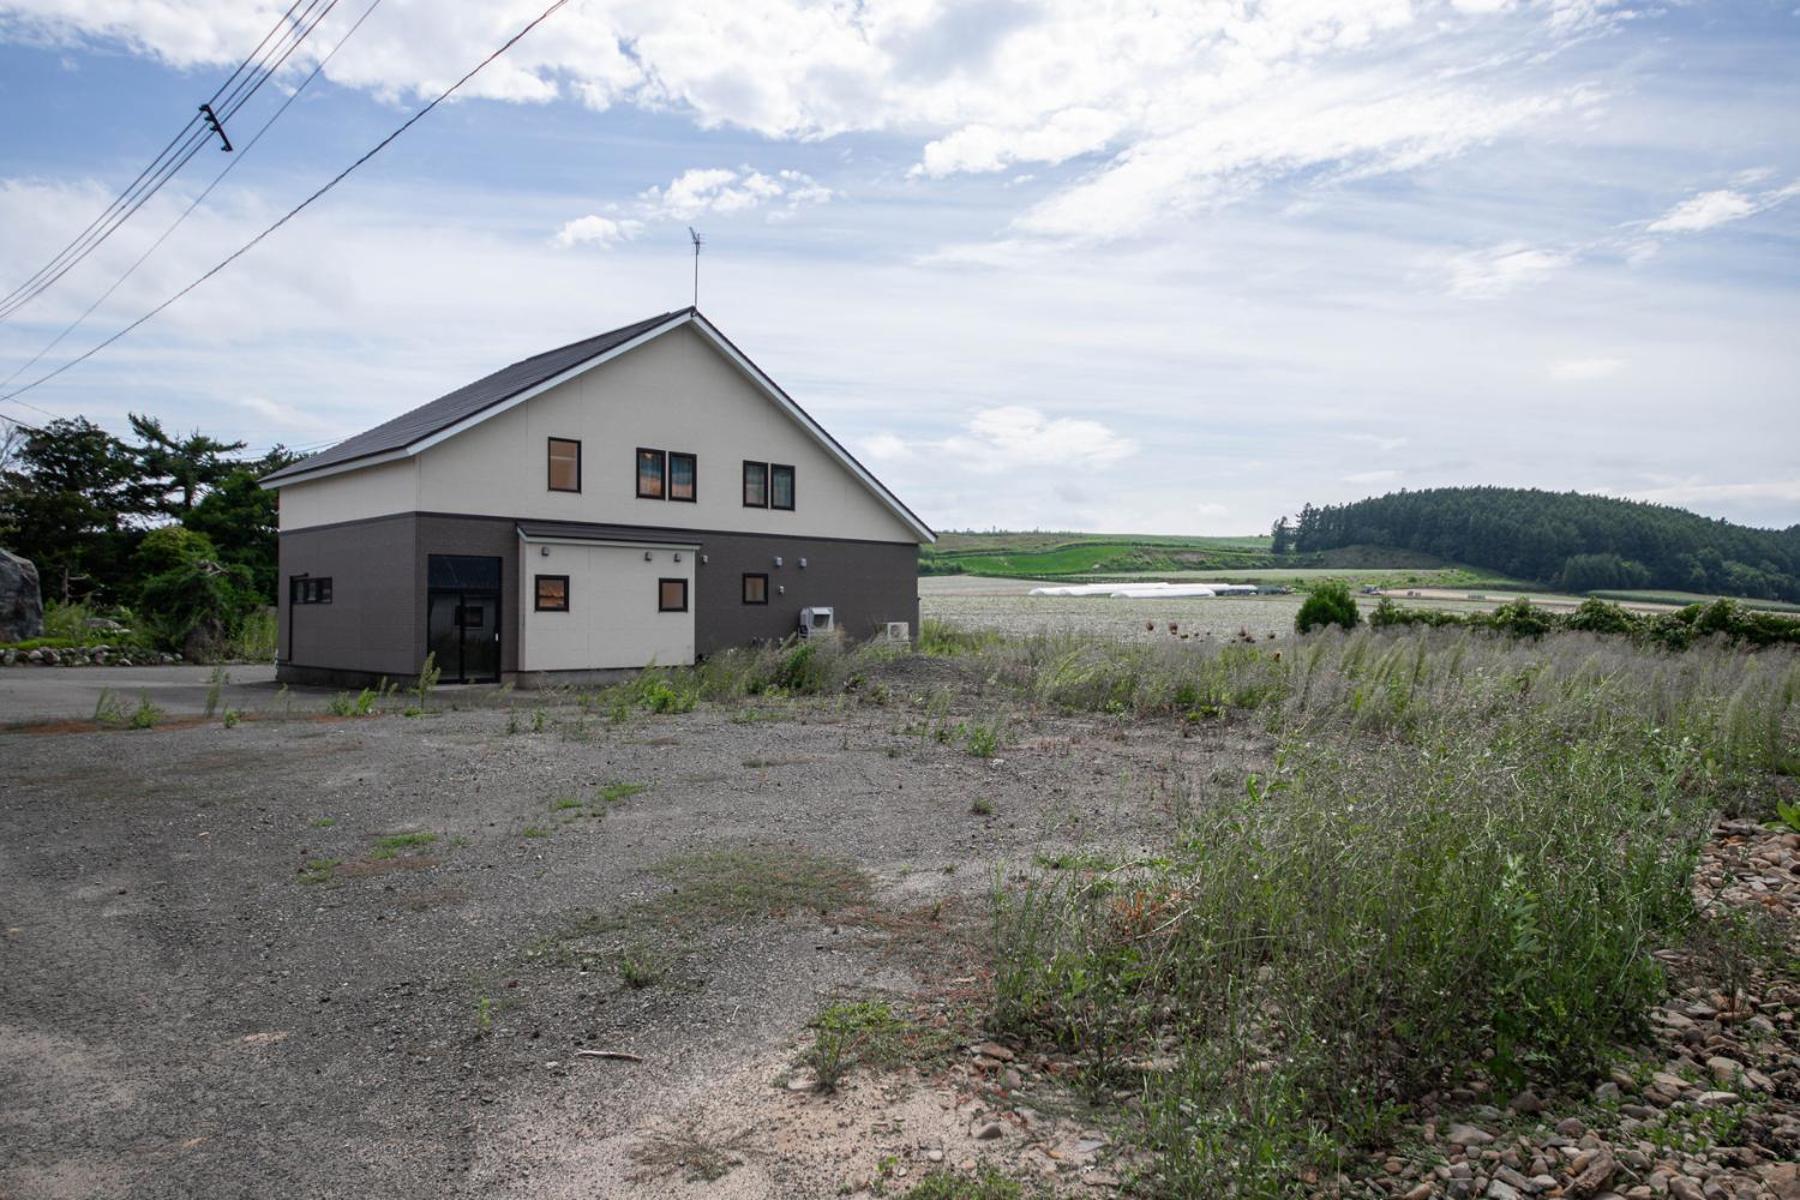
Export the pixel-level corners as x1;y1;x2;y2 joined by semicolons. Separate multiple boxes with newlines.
742;460;768;507
535;574;570;612
742;573;768;605
637;448;666;499
547;438;581;492
658;578;688;612
669;451;697;502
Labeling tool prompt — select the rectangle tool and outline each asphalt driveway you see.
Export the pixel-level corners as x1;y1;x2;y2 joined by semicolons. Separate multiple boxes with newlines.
0;665;285;723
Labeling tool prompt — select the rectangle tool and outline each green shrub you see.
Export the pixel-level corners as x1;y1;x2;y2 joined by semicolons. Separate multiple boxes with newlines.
1479;596;1555;639
133;526;258;658
1294;581;1360;634
1566;597;1641;635
772;642;827;693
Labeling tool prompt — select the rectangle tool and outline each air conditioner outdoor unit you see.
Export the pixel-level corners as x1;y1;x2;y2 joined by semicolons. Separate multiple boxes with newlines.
798;607;835;638
884;621;911;642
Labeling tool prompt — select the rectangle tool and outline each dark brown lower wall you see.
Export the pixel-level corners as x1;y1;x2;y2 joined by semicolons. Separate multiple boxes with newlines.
278;512;918;685
688;532;917;654
278;513;418;680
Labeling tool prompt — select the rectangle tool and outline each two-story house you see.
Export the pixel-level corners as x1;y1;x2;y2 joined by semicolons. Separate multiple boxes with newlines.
260;308;933;686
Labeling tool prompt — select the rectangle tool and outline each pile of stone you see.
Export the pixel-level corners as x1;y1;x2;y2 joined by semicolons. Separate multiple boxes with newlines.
1;645;183;667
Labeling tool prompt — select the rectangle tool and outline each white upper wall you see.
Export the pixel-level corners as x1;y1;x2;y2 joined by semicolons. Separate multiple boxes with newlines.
277;323;921;544
278;457;418;531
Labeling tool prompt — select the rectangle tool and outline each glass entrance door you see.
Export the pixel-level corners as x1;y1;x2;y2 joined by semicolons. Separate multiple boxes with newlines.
426;555;502;683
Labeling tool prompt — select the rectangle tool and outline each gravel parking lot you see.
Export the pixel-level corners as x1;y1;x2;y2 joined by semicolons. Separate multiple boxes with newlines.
0;662;1265;1198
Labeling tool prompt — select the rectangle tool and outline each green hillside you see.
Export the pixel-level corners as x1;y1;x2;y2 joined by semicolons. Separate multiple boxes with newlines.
1293;487;1800;604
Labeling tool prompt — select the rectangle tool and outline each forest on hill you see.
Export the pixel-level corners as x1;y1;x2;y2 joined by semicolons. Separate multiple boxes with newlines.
1291;487;1800;602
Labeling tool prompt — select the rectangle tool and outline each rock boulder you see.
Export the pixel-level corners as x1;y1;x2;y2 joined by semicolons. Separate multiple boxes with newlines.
0;548;43;643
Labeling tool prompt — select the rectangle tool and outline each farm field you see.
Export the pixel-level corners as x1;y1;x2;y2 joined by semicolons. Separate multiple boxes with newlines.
917;575;1529;639
921;532;1487;583
921;576;1308;640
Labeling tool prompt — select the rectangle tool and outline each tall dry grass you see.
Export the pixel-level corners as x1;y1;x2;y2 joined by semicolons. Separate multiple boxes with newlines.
971;625;1796;1196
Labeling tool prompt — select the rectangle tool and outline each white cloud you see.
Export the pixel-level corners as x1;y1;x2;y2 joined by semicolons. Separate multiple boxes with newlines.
0;0;1622;247
1345;468;1400;485
1644;180;1800;235
947;405;1136;468
1646;189;1757;234
1548;356;1624;381
859;432;912;462
1446;241;1573;297
552;215;644;249
638;167;833;222
873;406;1136;471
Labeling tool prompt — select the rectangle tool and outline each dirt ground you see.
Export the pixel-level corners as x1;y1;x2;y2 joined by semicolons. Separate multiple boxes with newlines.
0;670;1265;1198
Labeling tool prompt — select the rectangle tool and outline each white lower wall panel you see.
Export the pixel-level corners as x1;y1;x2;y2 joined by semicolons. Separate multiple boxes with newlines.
519;540;695;670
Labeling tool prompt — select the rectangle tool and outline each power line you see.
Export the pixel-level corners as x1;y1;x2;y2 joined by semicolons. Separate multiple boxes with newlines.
0;0;386;392
0;0;339;325
0;0;571;408
0;0;313;315
0;0;340;325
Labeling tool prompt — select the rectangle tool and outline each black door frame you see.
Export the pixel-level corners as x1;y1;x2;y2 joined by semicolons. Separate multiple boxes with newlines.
425;554;503;684
426;588;502;683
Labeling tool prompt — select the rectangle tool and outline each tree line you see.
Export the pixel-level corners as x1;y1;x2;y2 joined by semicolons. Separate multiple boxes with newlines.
1289;486;1800;602
1;415;297;649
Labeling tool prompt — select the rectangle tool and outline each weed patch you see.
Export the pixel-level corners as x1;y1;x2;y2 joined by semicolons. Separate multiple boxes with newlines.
900;1167;1026;1199
629;1126;751;1185
800;998;944;1091
370;831;437;859
646;846;872;928
297;858;339;885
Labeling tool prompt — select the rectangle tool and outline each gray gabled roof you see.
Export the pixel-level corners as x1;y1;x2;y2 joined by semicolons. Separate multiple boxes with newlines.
261;310;685;483
259;307;934;543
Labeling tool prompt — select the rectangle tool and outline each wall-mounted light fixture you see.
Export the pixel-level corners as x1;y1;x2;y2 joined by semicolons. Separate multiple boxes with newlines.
539;545;550;557
798;557;808;569
778;584;786;595
701;554;709;565
773;555;783;567
674;552;682;563
643;550;653;562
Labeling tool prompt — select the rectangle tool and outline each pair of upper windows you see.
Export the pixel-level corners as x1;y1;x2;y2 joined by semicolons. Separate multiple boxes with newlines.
546;438;696;501
637;448;696;502
743;461;794;510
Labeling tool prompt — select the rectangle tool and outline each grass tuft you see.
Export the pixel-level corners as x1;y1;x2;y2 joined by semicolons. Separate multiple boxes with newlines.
370;831;437;859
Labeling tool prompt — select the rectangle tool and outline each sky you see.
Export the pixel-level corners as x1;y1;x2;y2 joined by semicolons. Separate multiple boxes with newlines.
0;0;1796;536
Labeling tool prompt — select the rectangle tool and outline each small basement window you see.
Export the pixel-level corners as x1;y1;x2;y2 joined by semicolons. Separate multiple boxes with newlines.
742;460;768;507
669;452;697;502
534;575;569;612
658;578;688;613
290;576;332;605
771;464;795;511
637;448;666;499
742;573;768;605
547;438;581;492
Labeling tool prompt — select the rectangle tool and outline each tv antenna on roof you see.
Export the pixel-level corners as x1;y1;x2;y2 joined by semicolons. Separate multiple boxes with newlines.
688;226;703;309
